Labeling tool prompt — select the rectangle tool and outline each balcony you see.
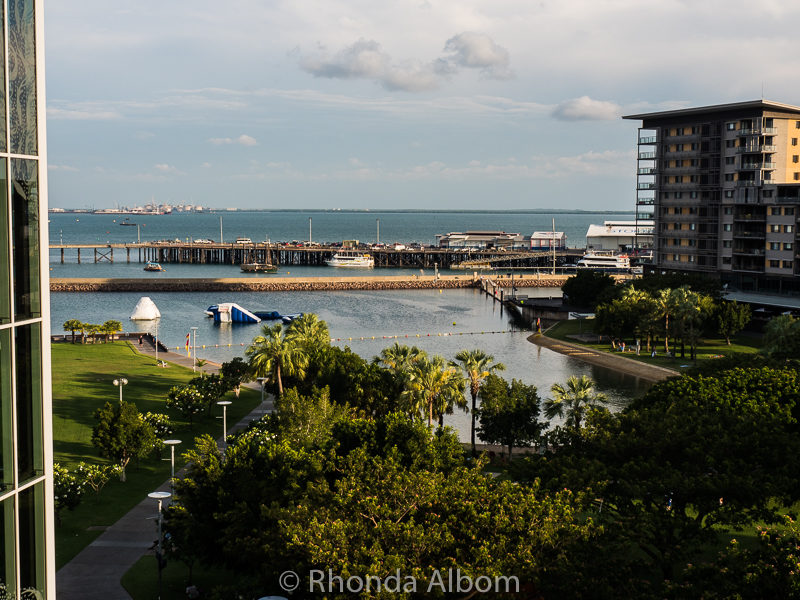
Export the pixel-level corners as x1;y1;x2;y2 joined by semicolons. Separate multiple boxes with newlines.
737;144;777;154
637;167;656;175
732;248;764;256
638;152;656;159
740;162;775;170
737;127;778;136
777;196;800;204
638;136;657;144
732;230;766;239
735;179;762;188
637;182;656;190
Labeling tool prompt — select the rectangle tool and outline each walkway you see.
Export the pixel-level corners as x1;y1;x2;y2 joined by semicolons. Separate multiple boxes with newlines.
529;333;679;382
56;341;274;600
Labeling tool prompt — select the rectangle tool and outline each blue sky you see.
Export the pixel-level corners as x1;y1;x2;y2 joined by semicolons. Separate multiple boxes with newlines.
44;0;800;210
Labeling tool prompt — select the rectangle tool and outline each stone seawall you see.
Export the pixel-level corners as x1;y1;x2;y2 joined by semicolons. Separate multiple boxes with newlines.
50;275;568;293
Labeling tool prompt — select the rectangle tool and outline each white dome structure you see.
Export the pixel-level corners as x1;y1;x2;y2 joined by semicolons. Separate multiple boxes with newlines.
130;297;161;320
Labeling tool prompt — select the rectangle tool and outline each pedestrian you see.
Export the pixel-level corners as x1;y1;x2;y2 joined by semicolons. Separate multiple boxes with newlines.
651;349;656;358
138;335;143;347
636;339;641;356
621;341;626;353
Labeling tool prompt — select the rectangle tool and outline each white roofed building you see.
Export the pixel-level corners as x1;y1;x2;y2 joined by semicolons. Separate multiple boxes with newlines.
529;231;567;250
586;220;653;252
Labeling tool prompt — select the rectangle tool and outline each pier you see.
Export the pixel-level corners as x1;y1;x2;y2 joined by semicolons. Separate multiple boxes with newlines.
50;242;584;269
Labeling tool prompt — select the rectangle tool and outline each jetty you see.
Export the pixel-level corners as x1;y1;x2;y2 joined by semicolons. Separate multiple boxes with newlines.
49;274;570;293
50;242;583;270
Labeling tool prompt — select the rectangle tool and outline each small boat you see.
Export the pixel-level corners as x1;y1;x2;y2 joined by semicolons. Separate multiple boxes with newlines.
240;263;278;273
144;261;164;272
326;251;374;268
577;252;630;270
281;313;304;323
119;218;137;226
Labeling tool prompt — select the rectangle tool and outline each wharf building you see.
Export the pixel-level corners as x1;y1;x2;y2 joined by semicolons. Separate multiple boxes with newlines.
624;100;800;294
436;230;567;251
0;0;55;597
585;220;654;253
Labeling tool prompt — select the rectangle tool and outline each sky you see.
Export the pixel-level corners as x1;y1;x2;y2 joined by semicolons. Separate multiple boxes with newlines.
43;0;800;211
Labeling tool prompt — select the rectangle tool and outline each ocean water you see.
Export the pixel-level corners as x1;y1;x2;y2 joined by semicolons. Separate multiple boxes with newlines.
48;210;646;439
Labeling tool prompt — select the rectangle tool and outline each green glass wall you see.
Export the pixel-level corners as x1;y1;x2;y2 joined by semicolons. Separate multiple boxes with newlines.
7;0;36;156
17;484;44;598
0;159;9;324
0;329;12;491
0;499;15;598
11;159;39;320
15;323;42;484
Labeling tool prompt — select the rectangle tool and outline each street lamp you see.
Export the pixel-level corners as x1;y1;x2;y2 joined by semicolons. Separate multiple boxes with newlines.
217;400;232;450
256;377;268;407
163;439;182;496
148;490;172;600
154;319;160;365
190;326;198;372
112;377;128;404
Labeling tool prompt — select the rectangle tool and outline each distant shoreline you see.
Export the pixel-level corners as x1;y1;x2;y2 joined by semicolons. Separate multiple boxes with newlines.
49;208;635;215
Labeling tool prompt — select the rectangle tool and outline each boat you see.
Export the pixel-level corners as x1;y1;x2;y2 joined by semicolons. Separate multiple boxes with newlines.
240;263;278;273
281;313;304;323
144;261;164;272
206;305;284;321
326;251;374;268
119;218;137;226
576;252;630;270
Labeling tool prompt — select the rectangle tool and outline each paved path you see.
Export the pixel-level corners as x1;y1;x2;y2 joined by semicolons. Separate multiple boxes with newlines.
56;340;273;600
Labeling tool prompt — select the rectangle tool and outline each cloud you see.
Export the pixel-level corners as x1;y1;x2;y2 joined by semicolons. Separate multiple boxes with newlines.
47;106;121;120
48;164;79;172
208;134;258;146
153;163;185;176
299;32;512;92
443;33;512;79
551;96;621;121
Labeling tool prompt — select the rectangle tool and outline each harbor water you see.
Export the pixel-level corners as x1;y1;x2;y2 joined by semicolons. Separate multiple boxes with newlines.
48;210;646;439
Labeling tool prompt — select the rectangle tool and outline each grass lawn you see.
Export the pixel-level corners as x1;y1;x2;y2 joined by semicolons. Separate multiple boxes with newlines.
545;319;762;370
122;554;241;599
52;341;261;568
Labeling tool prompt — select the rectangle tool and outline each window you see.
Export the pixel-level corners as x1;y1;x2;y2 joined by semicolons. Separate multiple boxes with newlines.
793;155;799;163
727;122;736;131
770;207;780;215
796;121;800;129
770;260;781;268
770;242;781;250
763;190;773;198
690;191;698;199
783;260;793;269
785;243;794;251
723;224;732;231
785;208;795;216
726;140;736;148
688;255;695;262
725;156;735;165
724;207;733;214
786;225;794;233
675;192;683;199
691;143;698;150
723;257;732;264
794;138;798;146
772;224;781;232
725;190;735;198
795;172;800;181
689;223;696;231
723;240;732;248
672;254;679;261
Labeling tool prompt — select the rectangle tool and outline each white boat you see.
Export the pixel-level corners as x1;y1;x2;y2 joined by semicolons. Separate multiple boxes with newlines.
577;252;630;270
326;251;374;268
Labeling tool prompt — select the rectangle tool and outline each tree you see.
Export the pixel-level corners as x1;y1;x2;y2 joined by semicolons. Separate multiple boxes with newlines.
452;348;506;455
620;286;660;351
476;374;542;458
92;401;157;481
166;384;205;427
716;300;752;346
190;374;227;415
220;357;250;396
561;270;617;309
53;463;86;523
74;462;122;496
402;355;465;427
374;342;425;375
286;313;330;351
83;322;100;344
762;314;800;360
100;319;122;343
654;288;681;354
62;319;83;344
246;323;307;396
544;375;607;431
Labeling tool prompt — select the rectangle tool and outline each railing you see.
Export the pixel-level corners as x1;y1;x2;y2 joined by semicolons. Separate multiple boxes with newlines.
638;152;656;159
776;196;800;203
637;183;655;190
737;145;777;153
740;162;775;169
637;167;656;174
737;127;777;135
638;136;657;144
735;179;762;187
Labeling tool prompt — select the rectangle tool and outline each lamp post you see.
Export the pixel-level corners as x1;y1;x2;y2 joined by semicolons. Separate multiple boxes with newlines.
256;377;267;407
112;377;128;404
148;491;172;600
308;216;312;244
376;218;380;245
154;319;159;365
163;439;182;496
190;326;198;372
217;401;232;450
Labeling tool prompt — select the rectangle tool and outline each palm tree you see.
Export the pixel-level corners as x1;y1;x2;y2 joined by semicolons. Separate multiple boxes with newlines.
453;349;506;455
544;375;608;431
654;288;681;355
403;355;465;427
63;319;83;344
375;343;425;374
246;323;307;396
286;313;330;350
101;320;123;343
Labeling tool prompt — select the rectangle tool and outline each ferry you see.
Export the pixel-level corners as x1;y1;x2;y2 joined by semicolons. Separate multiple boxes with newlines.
326;251;375;268
240;262;278;273
143;261;164;272
576;252;630;270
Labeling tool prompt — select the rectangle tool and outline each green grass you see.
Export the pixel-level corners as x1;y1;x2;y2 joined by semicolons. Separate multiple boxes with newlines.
544;319;762;369
121;554;241;600
52;341;261;568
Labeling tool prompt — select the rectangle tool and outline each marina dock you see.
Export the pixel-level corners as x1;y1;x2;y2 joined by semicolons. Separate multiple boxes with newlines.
50;274;570;293
50;242;583;270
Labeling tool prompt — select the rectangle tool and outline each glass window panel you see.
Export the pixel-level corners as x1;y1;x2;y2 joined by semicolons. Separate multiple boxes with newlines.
0;329;12;490
18;484;45;598
0;498;15;598
11;158;39;320
8;0;36;156
15;323;42;483
0;160;9;324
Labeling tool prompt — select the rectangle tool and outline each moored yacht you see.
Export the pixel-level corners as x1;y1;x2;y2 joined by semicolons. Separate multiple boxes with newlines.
326;251;375;268
576;251;630;270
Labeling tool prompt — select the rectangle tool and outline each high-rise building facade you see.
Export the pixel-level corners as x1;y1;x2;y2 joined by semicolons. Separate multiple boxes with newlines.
624;100;800;294
0;0;55;597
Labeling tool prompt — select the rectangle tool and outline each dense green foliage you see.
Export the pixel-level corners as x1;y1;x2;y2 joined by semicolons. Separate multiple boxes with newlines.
91;401;157;481
476;374;541;457
561;270;616;309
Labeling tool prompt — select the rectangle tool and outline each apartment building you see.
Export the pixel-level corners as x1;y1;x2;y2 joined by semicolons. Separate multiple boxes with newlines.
0;0;55;597
624;100;800;293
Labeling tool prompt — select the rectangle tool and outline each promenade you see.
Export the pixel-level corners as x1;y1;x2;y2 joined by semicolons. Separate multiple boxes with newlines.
55;339;274;600
50;273;570;292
